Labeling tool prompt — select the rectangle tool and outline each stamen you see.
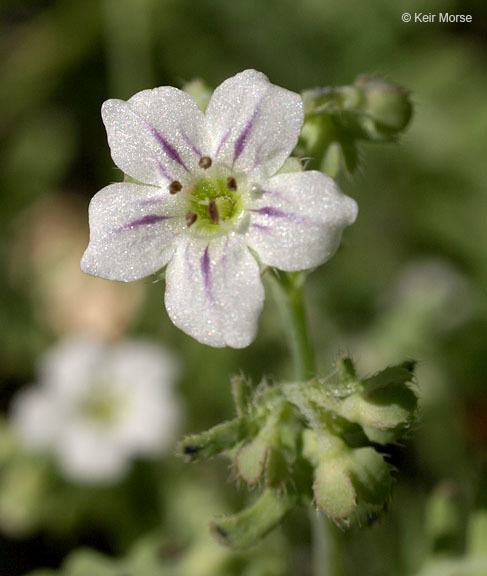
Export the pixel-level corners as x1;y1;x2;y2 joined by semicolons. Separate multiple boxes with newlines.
198;156;212;169
186;211;197;227
208;199;220;223
169;180;182;194
226;176;237;191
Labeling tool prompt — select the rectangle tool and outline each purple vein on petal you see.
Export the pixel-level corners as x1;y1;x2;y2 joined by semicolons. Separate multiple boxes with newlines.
178;128;202;157
250;206;292;218
201;245;213;303
126;105;190;173
155;160;174;183
250;223;272;232
260;188;282;197
137;195;166;207
252;141;266;169
233;99;263;164
116;214;169;232
250;206;316;226
152;128;190;172
215;127;232;158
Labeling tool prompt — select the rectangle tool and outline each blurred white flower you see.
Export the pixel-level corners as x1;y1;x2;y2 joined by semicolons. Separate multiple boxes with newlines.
11;337;180;484
81;69;357;348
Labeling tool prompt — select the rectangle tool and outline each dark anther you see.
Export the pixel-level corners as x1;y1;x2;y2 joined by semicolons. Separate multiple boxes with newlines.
169;180;182;194
183;445;200;455
226;176;237;191
185;211;197;227
198;156;212;169
208;198;220;223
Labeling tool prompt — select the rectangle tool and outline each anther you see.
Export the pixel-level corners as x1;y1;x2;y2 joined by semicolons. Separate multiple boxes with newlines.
186;211;197;227
198;156;212;169
169;180;182;194
226;176;237;191
208;199;220;223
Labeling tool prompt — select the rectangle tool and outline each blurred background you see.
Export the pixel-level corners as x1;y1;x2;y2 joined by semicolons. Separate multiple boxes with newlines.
0;0;486;575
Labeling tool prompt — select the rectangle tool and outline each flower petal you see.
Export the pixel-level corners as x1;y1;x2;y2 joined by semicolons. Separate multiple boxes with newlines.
205;70;303;177
164;236;265;348
102;342;180;453
81;183;185;282
40;336;105;400
245;171;358;271
11;387;61;449
57;423;130;483
102;87;207;186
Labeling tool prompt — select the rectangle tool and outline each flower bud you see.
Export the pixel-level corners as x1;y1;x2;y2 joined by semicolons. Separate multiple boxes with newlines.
210;489;296;549
354;75;413;137
338;362;418;444
298;77;413;176
302;429;391;524
237;433;269;485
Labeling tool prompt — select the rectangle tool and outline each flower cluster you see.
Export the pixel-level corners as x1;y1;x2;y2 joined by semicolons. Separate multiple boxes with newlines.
11;337;180;483
81;70;357;348
178;358;418;548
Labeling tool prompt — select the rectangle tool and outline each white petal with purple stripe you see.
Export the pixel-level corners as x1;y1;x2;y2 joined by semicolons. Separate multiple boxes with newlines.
164;235;265;348
244;171;358;271
205;70;304;178
102;87;207;186
81;183;185;281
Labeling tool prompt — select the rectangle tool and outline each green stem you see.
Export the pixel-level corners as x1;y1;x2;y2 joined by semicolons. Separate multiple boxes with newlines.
270;270;334;576
269;271;314;381
310;509;330;576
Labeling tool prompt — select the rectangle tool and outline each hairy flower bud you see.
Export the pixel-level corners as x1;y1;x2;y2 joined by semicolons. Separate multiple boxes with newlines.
298;76;413;175
355;75;413;135
177;358;417;547
303;430;391;524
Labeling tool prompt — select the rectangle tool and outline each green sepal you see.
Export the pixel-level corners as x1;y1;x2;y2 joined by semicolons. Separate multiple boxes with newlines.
181;78;212;112
303;429;391;523
340;362;418;444
237;434;269;485
298;76;413;176
177;419;245;462
123;173;146;186
291;359;418;445
355;75;413;134
210;489;297;549
231;374;253;417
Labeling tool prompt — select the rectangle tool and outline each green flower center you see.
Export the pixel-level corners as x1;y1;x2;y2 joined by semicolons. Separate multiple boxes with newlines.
189;177;243;231
81;388;122;426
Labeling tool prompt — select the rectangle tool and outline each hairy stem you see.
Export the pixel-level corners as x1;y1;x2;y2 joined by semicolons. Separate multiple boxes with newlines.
271;270;338;576
269;271;314;381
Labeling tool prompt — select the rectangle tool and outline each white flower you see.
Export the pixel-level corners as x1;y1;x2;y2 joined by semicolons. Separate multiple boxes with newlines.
11;337;180;484
81;70;358;348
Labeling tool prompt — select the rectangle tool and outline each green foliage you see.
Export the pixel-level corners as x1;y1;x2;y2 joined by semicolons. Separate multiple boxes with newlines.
178;358;418;546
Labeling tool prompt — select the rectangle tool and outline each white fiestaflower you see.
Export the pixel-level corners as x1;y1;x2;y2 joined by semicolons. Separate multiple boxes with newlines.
81;70;358;348
11;337;180;484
